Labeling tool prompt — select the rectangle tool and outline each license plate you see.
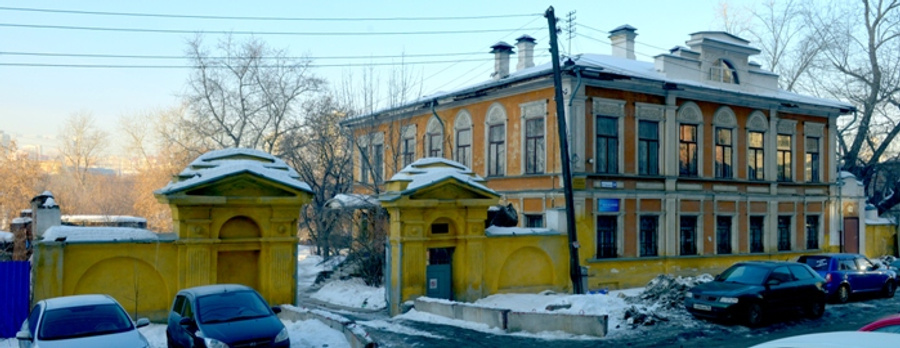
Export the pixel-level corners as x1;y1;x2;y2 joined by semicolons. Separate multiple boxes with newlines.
693;304;712;311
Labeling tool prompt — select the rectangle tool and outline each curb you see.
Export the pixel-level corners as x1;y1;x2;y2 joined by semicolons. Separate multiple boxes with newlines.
279;305;378;348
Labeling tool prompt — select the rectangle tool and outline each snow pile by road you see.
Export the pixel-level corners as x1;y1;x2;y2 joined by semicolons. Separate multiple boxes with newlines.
620;274;714;327
311;278;386;309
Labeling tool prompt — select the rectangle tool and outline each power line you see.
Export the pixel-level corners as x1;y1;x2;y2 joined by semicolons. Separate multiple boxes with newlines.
0;55;551;69
0;50;490;60
0;23;544;36
0;6;541;22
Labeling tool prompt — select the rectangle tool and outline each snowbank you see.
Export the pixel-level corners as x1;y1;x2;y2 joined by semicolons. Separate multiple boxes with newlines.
311;278;386;309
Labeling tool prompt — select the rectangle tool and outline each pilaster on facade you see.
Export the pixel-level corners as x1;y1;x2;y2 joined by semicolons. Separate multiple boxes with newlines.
663;93;680;178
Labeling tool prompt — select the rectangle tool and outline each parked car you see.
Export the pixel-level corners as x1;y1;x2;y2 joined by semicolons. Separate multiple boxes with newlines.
797;253;896;303
749;331;899;348
859;314;900;333
166;284;289;348
16;294;150;348
684;261;826;327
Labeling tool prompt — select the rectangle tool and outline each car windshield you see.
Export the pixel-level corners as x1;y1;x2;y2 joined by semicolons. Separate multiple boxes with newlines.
197;290;272;324
716;264;770;285
799;256;831;271
39;303;133;340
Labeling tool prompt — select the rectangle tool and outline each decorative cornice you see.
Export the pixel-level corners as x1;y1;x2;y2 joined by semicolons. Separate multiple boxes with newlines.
777;119;797;134
804;122;825;137
677;102;703;124
593;97;626;118
747;111;768;131
712;107;737;128
635;102;665;121
520;100;547;119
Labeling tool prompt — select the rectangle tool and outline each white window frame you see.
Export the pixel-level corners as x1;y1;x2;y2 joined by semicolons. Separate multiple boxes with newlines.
520;100;547;175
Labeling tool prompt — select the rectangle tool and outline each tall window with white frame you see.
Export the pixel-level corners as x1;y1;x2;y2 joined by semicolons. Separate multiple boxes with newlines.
525;118;544;174
715;128;733;178
778;216;792;251
488;124;505;176
639;216;658;257
596;116;618;174
777;134;792;182
456;126;471;168
806;215;819;249
680;124;699;177
401;133;415;168
748;131;765;181
372;143;383;183
716;216;732;254
750;216;764;253
805;137;820;182
638;120;659;175
596;216;617;258
680;216;697;255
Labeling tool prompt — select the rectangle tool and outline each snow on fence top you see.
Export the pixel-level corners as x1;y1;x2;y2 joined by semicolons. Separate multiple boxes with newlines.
42;226;159;243
155;148;312;195
485;226;561;237
0;231;13;242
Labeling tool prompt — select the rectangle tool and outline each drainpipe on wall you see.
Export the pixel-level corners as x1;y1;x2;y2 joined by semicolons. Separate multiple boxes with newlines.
431;100;446;159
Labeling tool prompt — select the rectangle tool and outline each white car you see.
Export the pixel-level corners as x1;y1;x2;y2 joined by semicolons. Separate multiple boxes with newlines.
16;294;150;348
749;331;900;348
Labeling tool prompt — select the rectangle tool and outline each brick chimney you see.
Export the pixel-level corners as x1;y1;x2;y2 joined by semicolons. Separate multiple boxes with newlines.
516;35;536;71
609;25;637;60
490;41;514;80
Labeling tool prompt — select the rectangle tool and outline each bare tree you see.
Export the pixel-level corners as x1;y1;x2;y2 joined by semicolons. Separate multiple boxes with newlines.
0;141;45;230
277;93;355;258
58;111;109;186
184;35;323;153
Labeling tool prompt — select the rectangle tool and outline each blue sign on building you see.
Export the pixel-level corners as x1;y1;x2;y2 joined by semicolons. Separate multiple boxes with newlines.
597;198;620;212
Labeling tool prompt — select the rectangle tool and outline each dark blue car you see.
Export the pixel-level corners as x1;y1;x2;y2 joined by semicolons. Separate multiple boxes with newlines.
166;284;289;348
797;253;896;303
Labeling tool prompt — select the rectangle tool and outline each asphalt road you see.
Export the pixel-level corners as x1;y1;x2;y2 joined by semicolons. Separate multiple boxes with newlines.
302;291;900;348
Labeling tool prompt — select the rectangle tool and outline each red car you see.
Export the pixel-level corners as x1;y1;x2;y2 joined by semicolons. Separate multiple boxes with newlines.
860;314;900;333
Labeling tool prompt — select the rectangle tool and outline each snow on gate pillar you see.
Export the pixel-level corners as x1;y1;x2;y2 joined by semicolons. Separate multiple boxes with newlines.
378;158;499;316
155;148;312;307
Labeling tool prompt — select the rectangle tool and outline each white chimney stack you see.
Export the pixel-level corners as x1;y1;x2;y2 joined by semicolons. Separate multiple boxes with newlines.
609;25;638;60
516;35;536;71
490;41;514;80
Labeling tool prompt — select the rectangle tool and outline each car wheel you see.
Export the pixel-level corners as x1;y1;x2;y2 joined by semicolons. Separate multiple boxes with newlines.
883;281;896;298
836;284;851;304
745;302;764;327
806;298;825;319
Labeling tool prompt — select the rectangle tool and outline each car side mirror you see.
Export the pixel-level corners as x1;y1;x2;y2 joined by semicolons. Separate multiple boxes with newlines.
136;318;150;328
16;330;32;341
271;306;282;314
766;278;780;286
179;317;196;327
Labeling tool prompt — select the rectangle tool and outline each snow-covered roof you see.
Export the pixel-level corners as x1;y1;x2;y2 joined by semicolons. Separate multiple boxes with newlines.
485;226;562;237
155;148;312;195
62;215;147;223
12;217;32;224
0;231;13;242
326;194;379;209
42;226;160;243
345;45;852;125
383;157;496;197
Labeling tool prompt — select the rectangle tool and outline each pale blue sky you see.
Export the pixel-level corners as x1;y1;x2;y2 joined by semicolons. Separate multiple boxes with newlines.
1;0;738;153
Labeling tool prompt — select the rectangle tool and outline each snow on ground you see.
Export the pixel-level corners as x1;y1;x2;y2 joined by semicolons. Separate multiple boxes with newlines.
297;245;344;291
311;278;386;309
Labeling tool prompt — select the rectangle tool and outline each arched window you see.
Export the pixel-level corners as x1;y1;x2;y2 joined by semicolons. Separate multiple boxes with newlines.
485;103;507;177
709;59;739;84
454;110;473;168
426;116;444;158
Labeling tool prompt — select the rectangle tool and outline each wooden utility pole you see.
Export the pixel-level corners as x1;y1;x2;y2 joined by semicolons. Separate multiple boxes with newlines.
545;6;584;295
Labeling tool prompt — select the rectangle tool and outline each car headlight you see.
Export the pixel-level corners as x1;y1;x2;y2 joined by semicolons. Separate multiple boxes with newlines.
203;337;230;348
274;327;289;343
719;297;739;304
685;291;693;298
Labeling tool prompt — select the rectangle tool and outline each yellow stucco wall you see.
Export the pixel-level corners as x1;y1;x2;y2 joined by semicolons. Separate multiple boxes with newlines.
866;224;898;259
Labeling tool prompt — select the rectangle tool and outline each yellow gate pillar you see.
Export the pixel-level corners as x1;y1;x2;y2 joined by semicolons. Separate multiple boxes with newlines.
155;148;312;306
379;158;499;315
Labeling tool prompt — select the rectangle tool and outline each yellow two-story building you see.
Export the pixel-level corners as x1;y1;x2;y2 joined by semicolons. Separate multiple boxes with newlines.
343;27;854;293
